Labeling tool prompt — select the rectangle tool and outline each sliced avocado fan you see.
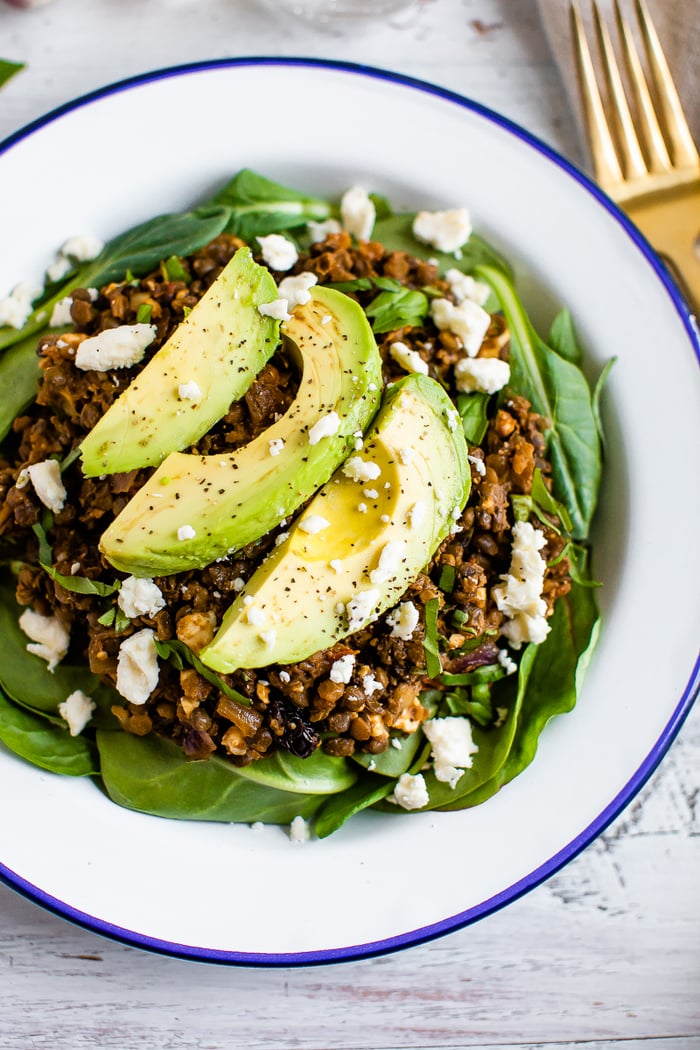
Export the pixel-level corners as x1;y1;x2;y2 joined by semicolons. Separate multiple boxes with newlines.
99;286;383;576
199;373;471;673
79;247;280;476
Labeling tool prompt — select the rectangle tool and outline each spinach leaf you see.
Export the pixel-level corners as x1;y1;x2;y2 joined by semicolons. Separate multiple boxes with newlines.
0;205;231;354
0;688;98;776
0;59;25;91
211;168;332;242
477;264;602;540
314;773;396;839
97;731;354;824
154;637;252;707
440;576;600;811
0;334;41;440
372;213;512;277
548;308;583;365
457;391;490;445
365;287;428;334
591;356;616;450
40;562;121;596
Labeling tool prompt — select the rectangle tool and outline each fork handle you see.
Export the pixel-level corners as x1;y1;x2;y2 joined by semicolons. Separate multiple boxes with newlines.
624;181;700;317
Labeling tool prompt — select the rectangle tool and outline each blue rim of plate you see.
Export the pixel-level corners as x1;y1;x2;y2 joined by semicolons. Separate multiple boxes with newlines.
0;56;698;967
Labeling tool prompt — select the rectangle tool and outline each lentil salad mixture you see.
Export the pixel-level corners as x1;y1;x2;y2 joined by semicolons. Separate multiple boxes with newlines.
0;172;603;834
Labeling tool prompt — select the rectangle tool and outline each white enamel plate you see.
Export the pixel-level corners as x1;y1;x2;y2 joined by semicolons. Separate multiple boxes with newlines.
0;59;698;964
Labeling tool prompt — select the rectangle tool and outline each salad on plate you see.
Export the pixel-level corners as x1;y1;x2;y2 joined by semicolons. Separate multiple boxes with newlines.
0;169;605;838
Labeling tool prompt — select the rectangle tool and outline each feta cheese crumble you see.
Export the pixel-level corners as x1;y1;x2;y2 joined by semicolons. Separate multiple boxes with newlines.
258;298;291;322
399;447;415;466
0;281;41;329
468;454;487;477
369;540;405;585
19;608;70;672
60;234;104;262
362;673;383;696
256;233;298;272
407;501;426;530
392;772;429;810
389;340;429;375
177;525;196;541
340;185;376;241
289;815;311;844
454;356;510;395
497;648;518;675
346;588;380;631
430;298;491;357
412;208;472;253
246;606;267;627
49;296;74;328
342;456;381;483
178;380;202;401
260;629;277;648
445;268;490;306
423;716;479;789
308;411;340;445
18;459;67;513
492;520;551;649
75;323;157;371
277;271;317;311
117;576;166;620
386;600;419;641
269;438;285;457
115;628;160;706
300;514;331;535
58;689;95;736
330;654;355;684
307;218;342;243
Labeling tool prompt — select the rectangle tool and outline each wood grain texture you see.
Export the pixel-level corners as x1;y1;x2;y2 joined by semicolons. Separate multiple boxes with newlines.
0;1;698;1047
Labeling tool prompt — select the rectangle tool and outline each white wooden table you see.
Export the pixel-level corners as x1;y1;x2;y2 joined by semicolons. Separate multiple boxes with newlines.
0;2;698;1047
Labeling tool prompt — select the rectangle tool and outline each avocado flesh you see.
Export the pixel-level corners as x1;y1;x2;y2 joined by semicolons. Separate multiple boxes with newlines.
99;287;383;576
79;247;280;477
199;373;470;673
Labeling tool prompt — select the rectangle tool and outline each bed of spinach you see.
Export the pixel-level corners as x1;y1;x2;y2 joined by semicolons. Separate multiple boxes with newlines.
0;171;606;837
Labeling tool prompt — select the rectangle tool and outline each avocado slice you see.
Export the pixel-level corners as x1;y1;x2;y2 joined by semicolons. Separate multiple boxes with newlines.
99;287;383;576
79;247;280;476
199;373;470;673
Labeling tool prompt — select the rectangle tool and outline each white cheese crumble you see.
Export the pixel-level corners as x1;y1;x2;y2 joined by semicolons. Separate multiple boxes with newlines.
369;540;405;585
49;296;74;328
346;588;380;632
299;514;330;535
445;268;490;306
256;233;298;272
399;447;415;466
279;670;291;683
19;608;70;672
0;282;41;329
430;298;491;357
60;234;104;262
274;532;290;547
363;488;379;500
18;459;67;513
454;356;510;394
269;438;285;457
233;577;246;592
392;772;429;810
58;689;95;737
75;323;157;371
178;380;202;401
340;185;376;241
117;576;166;620
357;502;368;514
329;559;342;573
260;629;277;648
46;255;73;284
492;520;551;649
389;340;429;375
497;648;518;675
407;501;426;530
468;453;487;477
307;217;342;243
362;673;383;696
258;298;291;322
289;815;311;844
386;600;419;641
412;208;472;253
115;628;160;706
177;525;196;541
342;456;381;483
308;411;340;446
246;606;267;627
330;654;355;684
423;716;479;789
277;271;317;311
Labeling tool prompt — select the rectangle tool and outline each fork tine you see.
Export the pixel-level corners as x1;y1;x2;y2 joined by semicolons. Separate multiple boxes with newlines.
635;0;700;169
571;3;624;187
614;0;672;174
592;2;647;180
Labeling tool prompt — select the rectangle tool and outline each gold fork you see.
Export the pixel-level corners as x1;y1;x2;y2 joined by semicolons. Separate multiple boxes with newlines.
571;0;700;314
